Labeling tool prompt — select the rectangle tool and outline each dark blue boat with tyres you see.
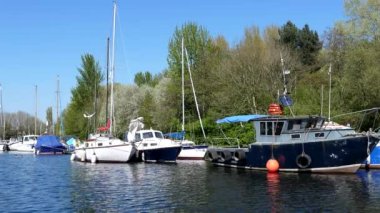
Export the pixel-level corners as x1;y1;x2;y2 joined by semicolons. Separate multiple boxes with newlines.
205;115;380;173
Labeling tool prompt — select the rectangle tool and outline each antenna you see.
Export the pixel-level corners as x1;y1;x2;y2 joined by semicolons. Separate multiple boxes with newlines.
279;53;294;117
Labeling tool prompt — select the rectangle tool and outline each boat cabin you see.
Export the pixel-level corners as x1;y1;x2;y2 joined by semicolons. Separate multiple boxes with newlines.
252;116;355;143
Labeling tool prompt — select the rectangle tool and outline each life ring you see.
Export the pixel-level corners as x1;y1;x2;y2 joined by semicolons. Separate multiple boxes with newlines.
296;153;312;169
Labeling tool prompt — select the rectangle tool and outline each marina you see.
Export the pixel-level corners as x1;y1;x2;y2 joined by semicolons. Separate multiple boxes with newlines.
1;152;380;212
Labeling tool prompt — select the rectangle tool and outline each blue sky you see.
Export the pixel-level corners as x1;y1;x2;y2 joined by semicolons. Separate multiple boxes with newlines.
0;0;345;122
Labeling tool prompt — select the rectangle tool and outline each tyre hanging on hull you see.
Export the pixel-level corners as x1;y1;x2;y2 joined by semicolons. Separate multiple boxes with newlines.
233;149;246;162
219;150;232;163
296;153;312;169
204;150;219;162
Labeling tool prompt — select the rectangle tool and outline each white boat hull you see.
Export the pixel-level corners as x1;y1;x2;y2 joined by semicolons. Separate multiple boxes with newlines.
73;143;135;163
178;147;207;160
8;143;35;152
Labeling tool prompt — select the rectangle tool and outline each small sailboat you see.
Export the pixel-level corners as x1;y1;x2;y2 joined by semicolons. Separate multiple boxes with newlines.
71;1;136;163
175;38;208;160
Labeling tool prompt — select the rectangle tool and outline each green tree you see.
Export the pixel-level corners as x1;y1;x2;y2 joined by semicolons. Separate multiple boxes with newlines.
46;107;53;134
63;54;104;139
134;71;160;87
279;21;322;67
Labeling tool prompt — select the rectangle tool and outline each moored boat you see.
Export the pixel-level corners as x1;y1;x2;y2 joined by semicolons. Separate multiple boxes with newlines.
34;135;67;155
133;129;182;163
206;114;379;173
8;135;38;152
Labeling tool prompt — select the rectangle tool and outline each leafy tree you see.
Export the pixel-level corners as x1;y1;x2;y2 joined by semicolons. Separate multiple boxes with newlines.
46;107;53;134
279;21;322;67
134;71;160;87
63;54;104;139
344;0;380;40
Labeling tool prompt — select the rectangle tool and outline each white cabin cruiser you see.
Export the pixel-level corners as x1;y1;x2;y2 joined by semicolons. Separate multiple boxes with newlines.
8;135;38;152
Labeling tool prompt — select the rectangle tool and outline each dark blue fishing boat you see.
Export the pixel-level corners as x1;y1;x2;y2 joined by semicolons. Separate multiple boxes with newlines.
206;114;379;173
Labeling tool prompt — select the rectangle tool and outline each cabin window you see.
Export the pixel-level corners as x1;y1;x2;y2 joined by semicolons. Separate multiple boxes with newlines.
154;132;163;139
135;133;141;141
288;120;305;131
151;143;157;146
143;143;148;147
315;132;324;138
274;122;284;135
85;143;89;148
291;134;301;139
24;137;29;141
143;132;154;139
267;122;273;135
260;122;266;135
98;143;103;147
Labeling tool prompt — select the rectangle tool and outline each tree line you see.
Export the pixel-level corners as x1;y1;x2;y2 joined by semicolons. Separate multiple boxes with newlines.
63;0;380;145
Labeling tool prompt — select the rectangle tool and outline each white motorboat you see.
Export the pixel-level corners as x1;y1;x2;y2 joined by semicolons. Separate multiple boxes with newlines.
8;135;38;152
133;129;181;163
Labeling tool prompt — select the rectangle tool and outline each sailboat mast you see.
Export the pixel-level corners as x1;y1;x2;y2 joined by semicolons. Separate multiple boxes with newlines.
184;47;206;139
106;37;110;126
0;84;4;140
35;85;37;135
56;75;60;136
181;38;185;133
109;1;117;136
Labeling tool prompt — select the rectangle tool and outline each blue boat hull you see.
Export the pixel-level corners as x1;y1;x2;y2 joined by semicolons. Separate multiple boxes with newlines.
142;147;182;163
207;135;378;173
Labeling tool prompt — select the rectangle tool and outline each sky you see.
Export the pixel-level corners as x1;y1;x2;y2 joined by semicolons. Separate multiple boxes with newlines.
0;0;346;122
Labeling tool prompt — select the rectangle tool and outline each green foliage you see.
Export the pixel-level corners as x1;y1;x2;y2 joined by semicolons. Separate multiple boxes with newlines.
279;21;322;67
134;71;160;87
63;54;104;139
46;107;53;134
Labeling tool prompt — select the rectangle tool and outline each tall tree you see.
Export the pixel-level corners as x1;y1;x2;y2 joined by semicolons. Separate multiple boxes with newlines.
46;107;53;134
63;54;104;139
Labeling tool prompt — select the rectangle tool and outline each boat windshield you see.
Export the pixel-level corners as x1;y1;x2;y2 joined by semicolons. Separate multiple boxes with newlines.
154;132;164;139
142;132;154;139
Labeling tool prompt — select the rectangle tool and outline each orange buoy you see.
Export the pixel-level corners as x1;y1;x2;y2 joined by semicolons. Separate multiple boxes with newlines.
268;103;283;115
266;159;279;173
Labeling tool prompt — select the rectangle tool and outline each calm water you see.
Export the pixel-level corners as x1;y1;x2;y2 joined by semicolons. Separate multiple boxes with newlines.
1;152;380;212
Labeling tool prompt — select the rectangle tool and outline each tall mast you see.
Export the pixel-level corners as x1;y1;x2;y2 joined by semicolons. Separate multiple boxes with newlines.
106;37;110;126
56;75;60;136
109;1;117;136
35;85;37;135
0;84;4;140
184;47;206;139
181;37;185;134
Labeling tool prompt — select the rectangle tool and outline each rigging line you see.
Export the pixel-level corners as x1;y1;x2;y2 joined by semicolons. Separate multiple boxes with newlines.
331;107;380;119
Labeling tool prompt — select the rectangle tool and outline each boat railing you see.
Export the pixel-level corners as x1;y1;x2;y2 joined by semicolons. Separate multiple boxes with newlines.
207;137;241;148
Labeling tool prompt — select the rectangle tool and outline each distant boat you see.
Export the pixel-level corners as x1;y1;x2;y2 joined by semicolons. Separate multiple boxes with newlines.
206;114;379;173
34;135;66;155
70;1;136;163
8;135;39;152
127;117;181;163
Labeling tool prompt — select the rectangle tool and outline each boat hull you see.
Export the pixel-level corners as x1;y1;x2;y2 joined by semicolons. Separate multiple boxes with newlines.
177;145;208;160
362;143;380;169
8;143;35;152
207;135;378;173
73;144;135;163
142;146;182;163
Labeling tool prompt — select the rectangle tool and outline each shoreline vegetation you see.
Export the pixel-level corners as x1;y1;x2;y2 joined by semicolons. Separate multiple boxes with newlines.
2;1;380;146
